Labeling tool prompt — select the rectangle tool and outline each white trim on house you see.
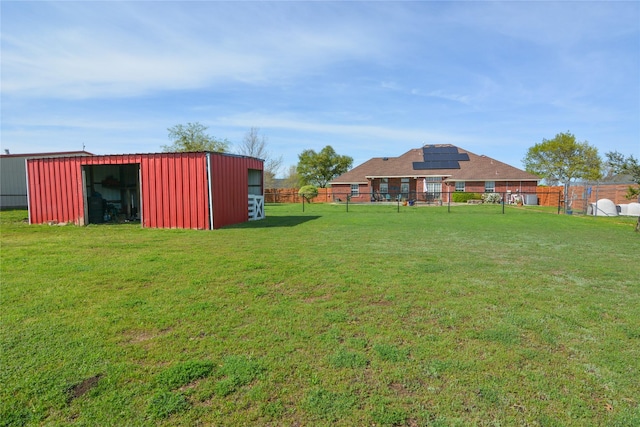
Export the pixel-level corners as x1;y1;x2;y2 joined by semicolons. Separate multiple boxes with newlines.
445;178;540;183
365;175;452;179
332;181;368;185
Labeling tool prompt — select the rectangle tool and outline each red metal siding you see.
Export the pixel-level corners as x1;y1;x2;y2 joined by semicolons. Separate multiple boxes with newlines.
209;153;263;229
138;153;210;229
27;157;85;225
27;152;262;230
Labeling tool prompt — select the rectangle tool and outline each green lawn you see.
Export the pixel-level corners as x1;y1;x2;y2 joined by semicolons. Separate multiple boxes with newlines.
1;204;638;426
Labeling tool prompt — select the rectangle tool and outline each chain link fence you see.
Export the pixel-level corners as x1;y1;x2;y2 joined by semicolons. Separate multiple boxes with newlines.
266;189;563;214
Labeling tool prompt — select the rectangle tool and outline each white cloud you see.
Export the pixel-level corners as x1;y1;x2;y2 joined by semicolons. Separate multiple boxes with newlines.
1;2;387;100
1;1;637;165
214;112;470;146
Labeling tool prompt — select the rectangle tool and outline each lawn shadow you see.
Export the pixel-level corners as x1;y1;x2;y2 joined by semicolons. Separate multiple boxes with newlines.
224;215;321;229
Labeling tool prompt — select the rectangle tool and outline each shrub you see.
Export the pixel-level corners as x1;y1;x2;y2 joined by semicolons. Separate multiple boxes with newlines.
451;192;481;203
299;185;319;202
482;192;502;204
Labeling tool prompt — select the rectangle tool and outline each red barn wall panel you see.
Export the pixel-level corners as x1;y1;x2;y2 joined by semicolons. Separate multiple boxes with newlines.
196;154;208;230
175;158;184;229
168;156;177;228
138;153;209;230
161;155;170;227
209;153;263;229
190;154;199;229
27;152;260;230
27;157;85;225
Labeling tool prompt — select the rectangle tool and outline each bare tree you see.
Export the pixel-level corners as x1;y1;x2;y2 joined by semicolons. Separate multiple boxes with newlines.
283;165;300;189
237;127;283;188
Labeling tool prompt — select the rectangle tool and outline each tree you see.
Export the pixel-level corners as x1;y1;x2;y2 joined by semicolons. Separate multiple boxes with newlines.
237;127;283;188
605;151;640;231
523;131;601;211
298;185;319;203
163;122;229;153
297;146;353;188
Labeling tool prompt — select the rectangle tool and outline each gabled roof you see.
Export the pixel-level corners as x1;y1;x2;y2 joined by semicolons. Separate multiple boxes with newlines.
331;144;540;184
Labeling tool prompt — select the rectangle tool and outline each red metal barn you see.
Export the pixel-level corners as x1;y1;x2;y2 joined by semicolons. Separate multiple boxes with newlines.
26;152;264;230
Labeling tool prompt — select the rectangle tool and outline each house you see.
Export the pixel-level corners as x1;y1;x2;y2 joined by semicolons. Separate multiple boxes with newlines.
330;144;539;203
26;151;264;229
1;151;93;209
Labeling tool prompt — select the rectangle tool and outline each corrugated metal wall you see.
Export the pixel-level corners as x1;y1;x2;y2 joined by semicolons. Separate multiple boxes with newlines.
27;156;85;224
27;152;263;230
1;157;30;208
138;153;210;229
209;153;264;229
1;152;92;209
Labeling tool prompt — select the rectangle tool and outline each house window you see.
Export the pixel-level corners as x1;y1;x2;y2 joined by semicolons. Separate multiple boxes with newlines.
400;178;409;197
379;178;388;195
351;184;359;197
424;177;442;200
485;181;495;192
424;176;442;200
455;181;465;192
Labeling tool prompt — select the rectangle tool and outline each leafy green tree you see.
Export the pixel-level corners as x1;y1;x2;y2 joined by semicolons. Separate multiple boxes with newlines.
523;131;601;211
605;151;640;194
298;185;319;203
163;122;229;153
297;146;353;188
605;151;640;231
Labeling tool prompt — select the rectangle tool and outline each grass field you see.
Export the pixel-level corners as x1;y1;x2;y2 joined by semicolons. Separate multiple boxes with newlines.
1;204;639;426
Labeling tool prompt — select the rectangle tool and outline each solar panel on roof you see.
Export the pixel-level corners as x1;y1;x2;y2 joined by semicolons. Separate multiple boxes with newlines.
413;146;470;170
413;160;461;169
424;146;459;155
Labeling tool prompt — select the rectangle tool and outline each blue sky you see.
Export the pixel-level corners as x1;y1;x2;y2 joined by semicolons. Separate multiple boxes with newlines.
2;1;639;176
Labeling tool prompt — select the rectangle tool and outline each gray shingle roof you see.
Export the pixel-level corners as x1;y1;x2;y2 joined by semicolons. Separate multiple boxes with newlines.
331;144;540;184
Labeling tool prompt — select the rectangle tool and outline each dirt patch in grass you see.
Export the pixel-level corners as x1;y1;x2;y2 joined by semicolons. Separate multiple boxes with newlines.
67;374;103;402
122;327;173;344
302;294;332;304
389;382;412;397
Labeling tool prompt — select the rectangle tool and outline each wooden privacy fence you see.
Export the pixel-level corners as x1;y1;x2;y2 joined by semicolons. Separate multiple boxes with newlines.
561;183;638;212
264;188;332;203
267;188;562;207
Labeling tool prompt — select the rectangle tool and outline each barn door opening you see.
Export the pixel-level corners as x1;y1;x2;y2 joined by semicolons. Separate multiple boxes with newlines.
82;163;141;224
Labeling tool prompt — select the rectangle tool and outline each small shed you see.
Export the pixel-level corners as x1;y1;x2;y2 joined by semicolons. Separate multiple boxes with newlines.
26;152;264;230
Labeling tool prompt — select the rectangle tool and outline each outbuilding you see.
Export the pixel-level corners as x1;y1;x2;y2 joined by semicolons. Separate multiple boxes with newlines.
26;151;264;229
